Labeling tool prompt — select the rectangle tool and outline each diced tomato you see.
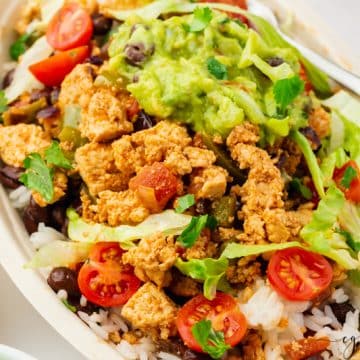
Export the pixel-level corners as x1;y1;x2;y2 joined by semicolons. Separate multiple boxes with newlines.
267;247;333;301
129;162;179;212
29;46;89;87
284;337;330;360
333;160;360;203
77;242;141;307
304;178;320;207
199;0;248;24
299;63;313;93
47;3;93;51
126;97;140;121
176;293;248;353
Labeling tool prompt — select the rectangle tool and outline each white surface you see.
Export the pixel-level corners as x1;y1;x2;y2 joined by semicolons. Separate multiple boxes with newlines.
0;2;359;360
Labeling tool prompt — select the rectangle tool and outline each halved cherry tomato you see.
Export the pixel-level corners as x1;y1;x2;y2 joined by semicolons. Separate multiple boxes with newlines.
129;162;179;212
29;46;89;87
333;160;360;203
47;3;93;51
176;293;248;353
78;242;141;307
284;337;330;360
268;247;333;301
199;0;248;24
299;63;313;93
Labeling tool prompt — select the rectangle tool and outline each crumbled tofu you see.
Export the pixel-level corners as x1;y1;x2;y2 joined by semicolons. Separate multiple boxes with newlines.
75;142;129;196
80;87;133;142
96;189;149;226
112;121;192;176
226;255;262;286
0;124;50;167
183;146;216;168
169;271;202;298
184;230;217;260
32;171;68;207
59;64;133;142
309;106;331;139
189;166;228;200
121;282;178;340
241;331;265;360
122;233;177;287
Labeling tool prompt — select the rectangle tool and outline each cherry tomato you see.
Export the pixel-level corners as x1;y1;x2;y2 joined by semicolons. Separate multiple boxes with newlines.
176;293;247;353
129;162;179;212
29;46;89;87
299;63;313;93
78;242;141;307
268;247;333;301
284;337;330;360
199;0;248;24
47;3;93;51
333;160;360;203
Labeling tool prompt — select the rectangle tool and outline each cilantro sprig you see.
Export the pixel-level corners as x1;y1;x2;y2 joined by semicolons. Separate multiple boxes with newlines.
207;57;228;80
192;320;230;359
9;33;32;61
289;178;312;200
184;7;213;32
177;214;217;248
341;166;357;189
175;194;195;213
273;75;304;115
20;141;73;202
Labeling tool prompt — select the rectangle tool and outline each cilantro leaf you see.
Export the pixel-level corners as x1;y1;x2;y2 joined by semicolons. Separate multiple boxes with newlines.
185;7;213;32
9;33;31;61
0;90;8;114
62;299;77;313
45;141;73;170
177;215;208;248
192;319;230;359
175;194;195;213
207;57;228;80
289;178;312;200
273;75;304;113
336;228;360;252
341;166;357;189
19;153;54;202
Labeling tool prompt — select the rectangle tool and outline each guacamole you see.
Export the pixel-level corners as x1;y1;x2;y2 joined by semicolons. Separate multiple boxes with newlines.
107;8;307;138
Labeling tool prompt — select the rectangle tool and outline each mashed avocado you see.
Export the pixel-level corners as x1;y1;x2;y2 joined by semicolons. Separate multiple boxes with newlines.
107;9;306;138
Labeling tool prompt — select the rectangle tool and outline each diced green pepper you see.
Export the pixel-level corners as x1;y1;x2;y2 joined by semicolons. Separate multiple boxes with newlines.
211;196;237;227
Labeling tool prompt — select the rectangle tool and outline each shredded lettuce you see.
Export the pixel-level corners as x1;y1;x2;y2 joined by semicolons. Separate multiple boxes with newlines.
5;36;53;103
301;187;360;270
338;202;360;249
175;257;229;300
67;209;192;249
221;241;301;259
26;241;92;268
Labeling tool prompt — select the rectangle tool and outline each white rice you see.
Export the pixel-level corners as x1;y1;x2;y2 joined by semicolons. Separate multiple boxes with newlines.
80;295;87;307
331;288;349;304
29;222;67;249
9;186;31;209
56;289;68;301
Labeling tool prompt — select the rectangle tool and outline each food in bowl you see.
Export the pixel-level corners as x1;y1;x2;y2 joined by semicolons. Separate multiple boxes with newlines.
1;0;360;359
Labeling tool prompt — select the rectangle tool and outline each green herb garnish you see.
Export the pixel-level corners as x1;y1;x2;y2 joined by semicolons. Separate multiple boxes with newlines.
207;57;228;80
0;90;8;116
185;7;213;32
192;320;230;359
45;141;73;170
273;75;304;114
289;178;312;200
19;153;54;202
9;33;31;61
341;166;357;189
62;299;77;313
175;194;195;213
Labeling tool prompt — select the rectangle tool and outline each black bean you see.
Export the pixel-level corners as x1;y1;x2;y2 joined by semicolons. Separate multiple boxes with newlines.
183;350;211;360
330;301;355;324
92;14;113;36
300;127;321;150
30;88;52;104
50;87;60;104
0;166;23;189
133;110;154;131
195;199;211;215
124;43;147;65
2;69;14;89
267;56;284;67
50;204;68;235
36;106;59;120
87;55;104;66
47;267;80;296
22;197;50;234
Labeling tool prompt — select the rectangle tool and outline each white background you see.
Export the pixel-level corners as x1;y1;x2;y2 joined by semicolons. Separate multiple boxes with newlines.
1;1;360;360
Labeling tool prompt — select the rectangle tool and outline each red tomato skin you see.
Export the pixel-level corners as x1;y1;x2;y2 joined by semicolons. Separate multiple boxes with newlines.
299;63;313;93
176;293;247;353
78;264;141;307
89;242;124;263
333;160;360;203
129;162;179;211
126;97;140;121
47;3;93;51
29;46;89;87
267;248;333;301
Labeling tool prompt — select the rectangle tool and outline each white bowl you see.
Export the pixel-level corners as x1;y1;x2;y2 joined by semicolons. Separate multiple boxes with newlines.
0;345;38;360
0;1;357;360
